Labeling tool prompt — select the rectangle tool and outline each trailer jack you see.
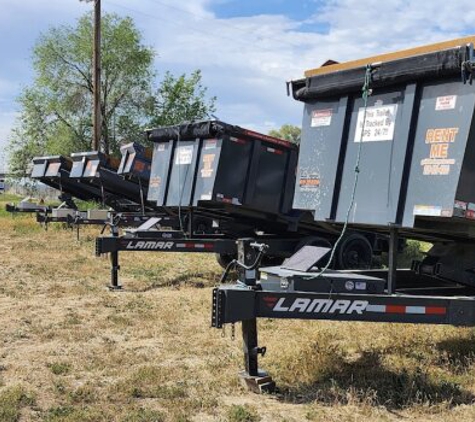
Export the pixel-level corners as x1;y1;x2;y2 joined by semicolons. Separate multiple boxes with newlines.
239;317;275;394
234;239;275;393
108;225;122;290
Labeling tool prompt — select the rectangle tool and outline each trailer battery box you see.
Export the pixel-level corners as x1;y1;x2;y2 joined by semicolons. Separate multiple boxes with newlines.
52;208;77;219
87;209;109;220
259;266;386;294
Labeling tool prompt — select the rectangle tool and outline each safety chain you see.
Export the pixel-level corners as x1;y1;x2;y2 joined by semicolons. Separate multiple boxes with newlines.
221;323;236;340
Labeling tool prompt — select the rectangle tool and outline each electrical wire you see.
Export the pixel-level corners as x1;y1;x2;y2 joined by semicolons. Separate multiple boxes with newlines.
103;0;268;50
313;64;373;278
143;0;306;50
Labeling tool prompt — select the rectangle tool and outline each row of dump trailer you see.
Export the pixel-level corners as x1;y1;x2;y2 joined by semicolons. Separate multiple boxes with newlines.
10;35;475;393
19;120;384;281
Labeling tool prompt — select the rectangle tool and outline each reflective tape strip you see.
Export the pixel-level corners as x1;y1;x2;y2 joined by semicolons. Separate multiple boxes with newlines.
426;307;447;315
366;305;386;313
406;306;426;314
366;304;446;315
386;305;406;314
176;243;215;250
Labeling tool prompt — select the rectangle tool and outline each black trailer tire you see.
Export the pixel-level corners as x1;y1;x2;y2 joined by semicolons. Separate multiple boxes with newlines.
216;253;236;269
336;233;373;270
296;236;333;251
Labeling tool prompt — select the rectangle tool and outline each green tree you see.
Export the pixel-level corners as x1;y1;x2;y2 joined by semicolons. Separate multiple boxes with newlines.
149;70;216;128
10;13;154;168
8;13;216;175
268;124;301;145
8;89;50;174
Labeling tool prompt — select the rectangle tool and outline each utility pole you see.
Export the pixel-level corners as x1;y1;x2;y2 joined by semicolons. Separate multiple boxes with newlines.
93;0;101;152
80;0;101;151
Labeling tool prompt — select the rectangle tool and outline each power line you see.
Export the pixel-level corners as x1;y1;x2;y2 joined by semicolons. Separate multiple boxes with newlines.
103;0;260;49
103;0;305;52
144;0;305;49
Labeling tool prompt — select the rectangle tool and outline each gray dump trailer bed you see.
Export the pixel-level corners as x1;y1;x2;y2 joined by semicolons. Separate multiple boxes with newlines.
291;40;475;242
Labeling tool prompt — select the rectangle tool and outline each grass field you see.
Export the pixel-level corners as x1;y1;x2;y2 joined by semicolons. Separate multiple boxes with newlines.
1;193;475;421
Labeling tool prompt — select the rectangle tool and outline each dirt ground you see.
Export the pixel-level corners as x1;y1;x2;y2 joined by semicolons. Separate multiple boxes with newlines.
1;195;475;421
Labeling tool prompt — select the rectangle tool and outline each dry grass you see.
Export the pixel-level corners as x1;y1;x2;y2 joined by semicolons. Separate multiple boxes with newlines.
1;194;475;421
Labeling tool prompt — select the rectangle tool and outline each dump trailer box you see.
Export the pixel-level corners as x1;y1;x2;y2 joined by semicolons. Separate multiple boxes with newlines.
291;36;475;240
146;120;298;229
117;142;152;185
70;151;120;179
31;155;104;203
69;151;149;208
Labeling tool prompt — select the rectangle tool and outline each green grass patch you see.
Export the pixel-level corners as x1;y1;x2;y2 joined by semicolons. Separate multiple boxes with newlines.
0;386;35;422
117;365;188;400
226;405;261;422
48;362;72;376
43;405;105;422
121;408;166;422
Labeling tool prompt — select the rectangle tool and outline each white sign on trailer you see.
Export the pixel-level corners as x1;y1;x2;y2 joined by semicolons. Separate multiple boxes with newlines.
354;104;398;143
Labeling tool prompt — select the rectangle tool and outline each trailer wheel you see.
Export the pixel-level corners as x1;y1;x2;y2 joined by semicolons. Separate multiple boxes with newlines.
297;236;333;250
216;253;236;269
337;233;373;270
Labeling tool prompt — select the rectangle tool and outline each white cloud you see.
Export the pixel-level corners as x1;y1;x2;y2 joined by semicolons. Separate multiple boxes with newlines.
1;0;474;169
0;0;86;24
127;0;474;133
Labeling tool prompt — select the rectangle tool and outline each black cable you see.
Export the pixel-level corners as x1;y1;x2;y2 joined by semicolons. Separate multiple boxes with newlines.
219;244;268;284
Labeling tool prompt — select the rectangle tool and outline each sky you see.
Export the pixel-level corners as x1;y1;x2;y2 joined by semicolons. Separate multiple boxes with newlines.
1;0;475;172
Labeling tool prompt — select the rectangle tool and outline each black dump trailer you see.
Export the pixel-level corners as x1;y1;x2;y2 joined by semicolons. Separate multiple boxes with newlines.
97;120;383;289
69;151;151;212
28;155;154;229
97;121;319;289
145;120;328;236
31;155;104;205
211;36;475;393
117;142;152;187
28;155;110;227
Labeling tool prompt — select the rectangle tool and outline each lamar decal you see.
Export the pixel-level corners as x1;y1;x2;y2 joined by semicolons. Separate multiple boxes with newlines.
125;241;174;250
266;297;369;315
